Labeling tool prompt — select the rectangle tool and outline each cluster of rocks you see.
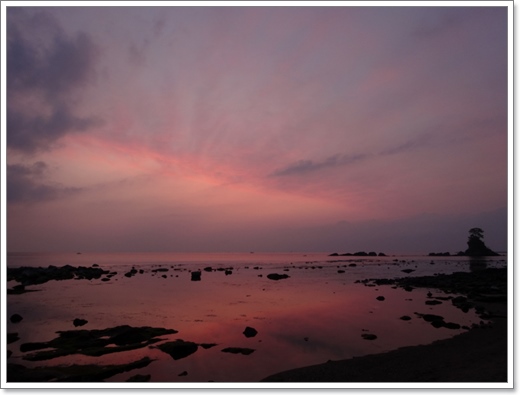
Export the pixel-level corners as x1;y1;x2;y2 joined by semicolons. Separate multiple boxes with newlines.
7;265;110;286
329;252;386;257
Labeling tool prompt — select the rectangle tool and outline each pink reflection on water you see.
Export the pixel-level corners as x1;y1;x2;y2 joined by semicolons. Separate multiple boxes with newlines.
7;261;487;382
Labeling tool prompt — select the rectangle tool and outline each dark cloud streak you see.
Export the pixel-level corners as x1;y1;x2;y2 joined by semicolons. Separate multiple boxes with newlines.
270;153;369;177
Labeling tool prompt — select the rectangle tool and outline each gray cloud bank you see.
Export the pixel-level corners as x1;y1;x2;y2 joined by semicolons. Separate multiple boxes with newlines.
7;162;82;203
7;8;101;153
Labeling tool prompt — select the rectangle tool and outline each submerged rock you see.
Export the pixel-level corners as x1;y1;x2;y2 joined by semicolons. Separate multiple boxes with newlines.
361;334;377;340
191;271;202;281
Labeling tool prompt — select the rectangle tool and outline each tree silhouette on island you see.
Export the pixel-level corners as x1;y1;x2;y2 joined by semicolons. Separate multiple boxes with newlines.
464;227;499;256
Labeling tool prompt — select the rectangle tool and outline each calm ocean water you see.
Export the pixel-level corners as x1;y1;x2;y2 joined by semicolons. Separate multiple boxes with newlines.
6;252;507;382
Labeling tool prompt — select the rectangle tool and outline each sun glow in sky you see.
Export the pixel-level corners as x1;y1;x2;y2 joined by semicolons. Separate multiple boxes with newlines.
4;2;509;253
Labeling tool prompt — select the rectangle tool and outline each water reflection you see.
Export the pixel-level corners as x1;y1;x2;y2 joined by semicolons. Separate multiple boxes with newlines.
7;257;500;382
469;257;488;272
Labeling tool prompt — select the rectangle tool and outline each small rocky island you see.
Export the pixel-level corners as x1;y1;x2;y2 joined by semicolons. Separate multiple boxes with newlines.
429;227;500;257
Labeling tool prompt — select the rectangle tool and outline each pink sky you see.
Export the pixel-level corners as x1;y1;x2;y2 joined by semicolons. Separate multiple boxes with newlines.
5;4;509;253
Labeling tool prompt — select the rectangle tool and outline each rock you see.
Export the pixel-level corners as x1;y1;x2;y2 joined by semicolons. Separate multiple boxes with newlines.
7;350;12;359
348;263;357;267
361;334;377;340
199;343;217;349
329;253;339;256
267;273;290;281
7;333;20;344
401;269;415;274
157;340;198;360
425;300;442;305
225;270;233;275
221;347;255;355
10;314;23;324
191;271;202;281
126;374;151;382
178;371;188;377
203;267;213;272
416;313;444;322
376;296;385;301
20;325;178;361
337;270;345;274
442;322;461;330
243;327;258;338
73;318;88;327
399;316;412;321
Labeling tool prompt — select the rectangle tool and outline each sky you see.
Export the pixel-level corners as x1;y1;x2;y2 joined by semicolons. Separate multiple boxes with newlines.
4;3;509;253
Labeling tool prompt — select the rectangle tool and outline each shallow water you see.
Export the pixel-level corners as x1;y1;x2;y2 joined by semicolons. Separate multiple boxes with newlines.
6;252;506;382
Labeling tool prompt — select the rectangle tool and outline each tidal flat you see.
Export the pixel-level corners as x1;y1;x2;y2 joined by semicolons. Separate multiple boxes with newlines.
5;253;507;383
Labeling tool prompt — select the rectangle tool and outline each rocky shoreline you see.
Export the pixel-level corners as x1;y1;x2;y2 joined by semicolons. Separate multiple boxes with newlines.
262;268;508;383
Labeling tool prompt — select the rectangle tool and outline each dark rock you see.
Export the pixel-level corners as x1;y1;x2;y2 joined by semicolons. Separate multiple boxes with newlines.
126;374;151;382
7;265;110;286
157;340;198;360
361;334;377;340
442;322;461;330
225;270;233;275
203;267;213;272
221;347;255;355
399;316;412;321
191;271;202;281
152;268;169;273
178;371;188;377
243;326;258;338
337;270;345;273
329;253;339;256
7;356;153;382
348;263;357;267
267;273;290;281
465;233;499;256
20;325;178;361
7;333;20;344
378;252;386;256
416;313;445;322
73;318;88;327
10;314;23;324
7;350;12;359
199;343;217;349
425;300;442;305
401;269;415;274
376;296;385;301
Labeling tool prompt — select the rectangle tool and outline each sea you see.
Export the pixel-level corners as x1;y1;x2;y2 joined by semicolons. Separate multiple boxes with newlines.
5;252;507;383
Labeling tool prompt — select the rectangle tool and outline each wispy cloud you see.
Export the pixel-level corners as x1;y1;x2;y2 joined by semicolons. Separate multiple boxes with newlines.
270;153;369;177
